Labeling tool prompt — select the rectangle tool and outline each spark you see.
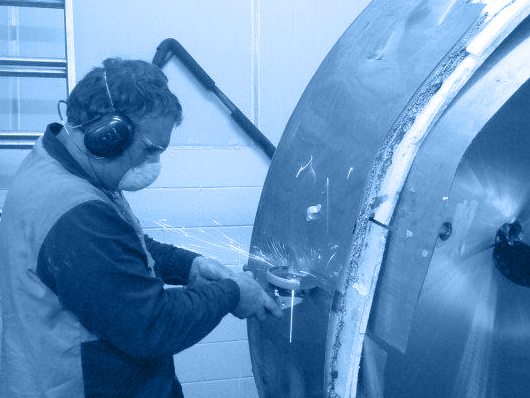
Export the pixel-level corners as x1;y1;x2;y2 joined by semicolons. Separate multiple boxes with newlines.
326;250;338;269
438;0;458;25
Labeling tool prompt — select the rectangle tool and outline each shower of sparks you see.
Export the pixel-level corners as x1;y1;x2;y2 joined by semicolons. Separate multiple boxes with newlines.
150;219;340;294
151;219;252;261
150;219;285;267
150;219;344;347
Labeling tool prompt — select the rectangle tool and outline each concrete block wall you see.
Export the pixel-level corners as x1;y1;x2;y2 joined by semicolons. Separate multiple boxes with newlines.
174;314;257;397
1;1;371;396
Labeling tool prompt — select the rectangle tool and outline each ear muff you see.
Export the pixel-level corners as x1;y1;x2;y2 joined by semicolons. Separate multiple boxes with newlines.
81;67;134;158
83;113;134;158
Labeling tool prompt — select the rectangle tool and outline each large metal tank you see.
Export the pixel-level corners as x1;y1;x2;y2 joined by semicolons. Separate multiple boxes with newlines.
247;0;530;397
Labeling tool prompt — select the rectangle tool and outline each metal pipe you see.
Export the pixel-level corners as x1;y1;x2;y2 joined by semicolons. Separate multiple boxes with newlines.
152;38;276;159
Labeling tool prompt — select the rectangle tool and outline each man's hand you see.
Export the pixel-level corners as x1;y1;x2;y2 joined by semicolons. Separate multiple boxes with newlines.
230;271;282;320
188;256;234;284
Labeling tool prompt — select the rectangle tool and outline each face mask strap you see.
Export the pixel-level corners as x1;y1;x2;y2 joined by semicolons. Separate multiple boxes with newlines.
57;100;99;129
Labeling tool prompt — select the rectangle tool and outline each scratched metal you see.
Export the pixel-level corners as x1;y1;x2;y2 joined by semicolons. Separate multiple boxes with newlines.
247;1;482;397
360;18;530;398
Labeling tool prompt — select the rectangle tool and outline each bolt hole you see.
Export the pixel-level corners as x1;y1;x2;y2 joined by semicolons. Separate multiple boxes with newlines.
438;221;452;241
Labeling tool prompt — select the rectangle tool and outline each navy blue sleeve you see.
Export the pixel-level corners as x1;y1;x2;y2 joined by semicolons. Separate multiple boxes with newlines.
37;200;240;359
143;235;199;285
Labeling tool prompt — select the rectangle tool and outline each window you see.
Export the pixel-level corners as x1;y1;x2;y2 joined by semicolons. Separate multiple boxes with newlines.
0;0;73;218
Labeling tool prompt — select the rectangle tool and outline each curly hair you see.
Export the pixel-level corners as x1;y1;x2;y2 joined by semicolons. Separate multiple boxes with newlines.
66;58;182;128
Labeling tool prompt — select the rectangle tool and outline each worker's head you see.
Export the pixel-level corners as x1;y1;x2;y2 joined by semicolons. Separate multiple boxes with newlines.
65;58;182;191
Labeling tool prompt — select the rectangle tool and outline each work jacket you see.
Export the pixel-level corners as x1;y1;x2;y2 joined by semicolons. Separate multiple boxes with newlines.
0;123;240;397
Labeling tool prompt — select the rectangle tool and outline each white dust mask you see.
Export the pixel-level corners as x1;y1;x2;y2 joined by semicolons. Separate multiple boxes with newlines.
118;160;161;191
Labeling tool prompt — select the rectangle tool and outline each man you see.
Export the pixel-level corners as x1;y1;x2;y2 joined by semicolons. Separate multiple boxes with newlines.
0;58;281;397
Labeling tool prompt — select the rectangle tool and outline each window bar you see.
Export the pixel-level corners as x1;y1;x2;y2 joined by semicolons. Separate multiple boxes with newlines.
0;57;67;77
0;1;64;9
0;132;42;149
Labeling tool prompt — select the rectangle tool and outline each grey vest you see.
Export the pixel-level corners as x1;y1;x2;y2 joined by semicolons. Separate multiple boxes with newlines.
0;138;154;397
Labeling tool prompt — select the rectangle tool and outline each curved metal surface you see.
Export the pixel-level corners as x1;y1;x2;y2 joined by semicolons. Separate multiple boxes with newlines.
382;78;530;398
247;0;530;397
361;16;530;397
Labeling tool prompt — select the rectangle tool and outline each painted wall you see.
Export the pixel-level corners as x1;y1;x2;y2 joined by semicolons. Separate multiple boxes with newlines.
0;1;371;396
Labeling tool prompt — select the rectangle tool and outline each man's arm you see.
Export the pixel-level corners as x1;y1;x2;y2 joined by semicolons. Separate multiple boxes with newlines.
37;200;240;358
143;235;199;285
144;236;236;285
